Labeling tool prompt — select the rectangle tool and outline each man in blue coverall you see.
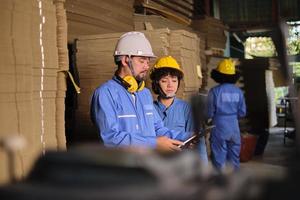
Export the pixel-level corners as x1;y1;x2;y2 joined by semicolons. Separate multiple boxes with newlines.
207;58;246;171
150;56;208;164
90;31;183;152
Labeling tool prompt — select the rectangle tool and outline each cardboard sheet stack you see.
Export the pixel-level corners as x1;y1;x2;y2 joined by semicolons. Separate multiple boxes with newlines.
192;16;228;50
65;0;134;42
75;28;202;141
135;0;193;25
54;0;68;149
192;17;227;89
134;14;194;32
198;31;207;89
169;30;202;99
0;0;65;183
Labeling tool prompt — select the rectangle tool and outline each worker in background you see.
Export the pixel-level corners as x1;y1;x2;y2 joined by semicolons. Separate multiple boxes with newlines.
90;31;183;152
150;56;208;164
207;58;246;171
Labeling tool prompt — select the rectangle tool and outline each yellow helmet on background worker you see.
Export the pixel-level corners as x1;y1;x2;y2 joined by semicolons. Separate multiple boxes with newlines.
211;58;240;84
216;58;236;75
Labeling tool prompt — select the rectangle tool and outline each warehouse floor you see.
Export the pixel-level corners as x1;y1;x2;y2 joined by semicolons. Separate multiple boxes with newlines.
240;127;296;180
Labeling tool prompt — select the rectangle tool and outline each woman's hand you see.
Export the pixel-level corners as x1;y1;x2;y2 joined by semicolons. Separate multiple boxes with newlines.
156;136;182;152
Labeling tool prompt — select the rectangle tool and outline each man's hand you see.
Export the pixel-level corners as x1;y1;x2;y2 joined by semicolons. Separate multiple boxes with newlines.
156;136;182;152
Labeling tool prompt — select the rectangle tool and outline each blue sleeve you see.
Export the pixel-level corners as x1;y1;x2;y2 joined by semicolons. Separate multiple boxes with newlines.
91;87;156;148
238;91;246;118
207;89;215;119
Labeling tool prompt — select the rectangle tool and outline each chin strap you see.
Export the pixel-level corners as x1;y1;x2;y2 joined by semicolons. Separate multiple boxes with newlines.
157;84;176;99
127;56;136;78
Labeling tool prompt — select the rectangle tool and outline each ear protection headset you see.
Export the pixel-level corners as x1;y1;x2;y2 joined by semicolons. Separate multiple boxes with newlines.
116;75;145;93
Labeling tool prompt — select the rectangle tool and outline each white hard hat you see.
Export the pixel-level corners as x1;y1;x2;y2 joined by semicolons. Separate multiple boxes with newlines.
114;31;156;58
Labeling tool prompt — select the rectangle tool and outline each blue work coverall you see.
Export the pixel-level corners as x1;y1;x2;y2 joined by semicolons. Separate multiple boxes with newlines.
90;76;179;148
207;83;246;170
154;98;208;164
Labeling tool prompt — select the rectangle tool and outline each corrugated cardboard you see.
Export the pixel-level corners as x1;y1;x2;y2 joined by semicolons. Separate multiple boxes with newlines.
0;0;65;184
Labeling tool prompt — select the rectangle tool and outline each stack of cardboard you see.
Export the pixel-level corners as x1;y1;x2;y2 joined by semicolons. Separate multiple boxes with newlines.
169;30;201;99
31;0;60;151
75;28;201;140
65;0;134;42
135;0;193;25
0;0;63;183
192;16;228;50
54;0;68;150
198;31;207;89
134;14;194;32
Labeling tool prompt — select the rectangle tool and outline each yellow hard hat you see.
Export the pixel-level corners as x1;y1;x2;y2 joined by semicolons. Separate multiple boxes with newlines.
153;56;183;72
216;59;236;75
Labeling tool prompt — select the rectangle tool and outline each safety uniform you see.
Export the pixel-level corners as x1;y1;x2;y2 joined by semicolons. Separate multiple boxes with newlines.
91;76;176;148
154;98;208;164
207;83;246;170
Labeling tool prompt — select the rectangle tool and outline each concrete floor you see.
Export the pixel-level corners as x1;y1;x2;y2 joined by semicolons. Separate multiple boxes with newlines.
240;127;296;180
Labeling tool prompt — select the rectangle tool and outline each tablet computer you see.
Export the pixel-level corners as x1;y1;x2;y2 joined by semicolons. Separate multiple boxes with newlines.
178;135;198;148
178;125;215;149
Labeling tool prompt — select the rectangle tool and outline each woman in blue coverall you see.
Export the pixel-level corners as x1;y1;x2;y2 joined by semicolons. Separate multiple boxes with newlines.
207;58;246;171
150;56;208;164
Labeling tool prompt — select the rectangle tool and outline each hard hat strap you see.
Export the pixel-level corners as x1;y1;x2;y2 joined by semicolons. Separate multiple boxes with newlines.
157;82;176;99
127;56;136;78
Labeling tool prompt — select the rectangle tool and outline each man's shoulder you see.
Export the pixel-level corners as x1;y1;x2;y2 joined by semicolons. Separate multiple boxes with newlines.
96;79;118;91
140;87;151;93
93;79;122;96
138;87;152;96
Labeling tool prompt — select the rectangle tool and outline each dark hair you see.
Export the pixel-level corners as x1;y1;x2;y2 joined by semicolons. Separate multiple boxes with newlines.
150;67;183;81
150;67;183;95
211;69;240;84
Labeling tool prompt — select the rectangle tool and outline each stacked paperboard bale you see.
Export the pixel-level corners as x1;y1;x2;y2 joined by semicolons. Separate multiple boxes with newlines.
192;16;228;50
135;0;193;25
191;16;228;91
54;0;68;150
0;0;65;183
75;28;201;141
65;0;134;42
169;30;201;99
134;14;194;32
198;31;207;89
